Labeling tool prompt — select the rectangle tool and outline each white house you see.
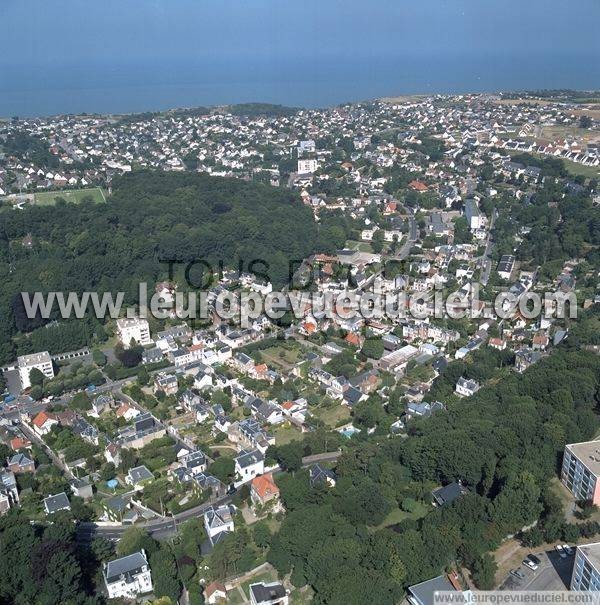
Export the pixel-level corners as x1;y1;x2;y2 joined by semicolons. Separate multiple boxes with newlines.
204;504;236;544
455;377;481;397
103;550;153;599
234;449;265;488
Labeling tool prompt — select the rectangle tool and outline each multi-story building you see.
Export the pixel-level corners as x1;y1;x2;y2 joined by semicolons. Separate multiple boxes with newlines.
103;550;153;599
116;317;152;348
297;158;318;174
571;542;600;591
561;441;600;505
17;351;54;389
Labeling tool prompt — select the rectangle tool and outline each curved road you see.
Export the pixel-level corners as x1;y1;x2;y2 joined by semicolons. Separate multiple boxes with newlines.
77;450;342;542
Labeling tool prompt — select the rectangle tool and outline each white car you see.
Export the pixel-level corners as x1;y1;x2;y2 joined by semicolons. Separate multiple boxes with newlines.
563;545;574;556
523;554;541;570
555;545;567;558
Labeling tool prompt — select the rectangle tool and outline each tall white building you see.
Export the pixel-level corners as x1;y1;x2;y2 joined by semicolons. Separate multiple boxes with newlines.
116;318;152;348
571;542;600;591
17;351;54;389
297;158;318;174
103;550;153;599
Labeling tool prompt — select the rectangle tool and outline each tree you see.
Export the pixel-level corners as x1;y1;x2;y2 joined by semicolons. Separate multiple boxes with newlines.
371;229;385;253
209;457;235;483
579;115;593;129
361;338;384;360
138;365;150;386
92;348;107;366
274;442;303;472
30;385;44;400
116;343;143;368
117;527;158;557
90;536;115;563
471;553;497;589
70;391;91;411
253;522;272;549
150;548;181;603
29;367;46;387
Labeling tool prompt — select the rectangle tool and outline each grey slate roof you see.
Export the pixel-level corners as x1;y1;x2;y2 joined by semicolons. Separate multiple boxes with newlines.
104;550;149;584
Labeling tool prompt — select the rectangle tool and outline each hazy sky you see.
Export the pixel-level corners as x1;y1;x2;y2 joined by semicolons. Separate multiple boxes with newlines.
1;0;598;66
0;0;598;115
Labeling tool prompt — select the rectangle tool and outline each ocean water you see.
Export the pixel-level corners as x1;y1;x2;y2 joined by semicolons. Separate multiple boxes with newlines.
0;0;599;117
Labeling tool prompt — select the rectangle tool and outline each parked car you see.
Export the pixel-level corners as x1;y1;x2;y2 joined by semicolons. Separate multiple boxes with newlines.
523;555;540;570
510;569;526;579
555;544;566;558
563;545;574;556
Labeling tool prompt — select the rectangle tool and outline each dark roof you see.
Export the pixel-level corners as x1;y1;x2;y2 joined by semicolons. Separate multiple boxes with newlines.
249;582;287;604
408;575;457;605
104;551;149;584
431;482;468;506
44;492;71;514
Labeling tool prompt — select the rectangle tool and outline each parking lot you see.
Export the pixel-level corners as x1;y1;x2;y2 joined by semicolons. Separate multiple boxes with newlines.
499;549;574;591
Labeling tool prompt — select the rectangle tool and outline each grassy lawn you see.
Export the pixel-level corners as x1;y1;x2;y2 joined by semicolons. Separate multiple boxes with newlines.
561;158;600;179
370;501;431;531
312;404;351;427
34;187;107;206
346;239;373;252
272;422;304;445
259;345;300;370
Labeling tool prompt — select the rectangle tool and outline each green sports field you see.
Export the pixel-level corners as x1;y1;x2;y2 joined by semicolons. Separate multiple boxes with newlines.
33;187;107;206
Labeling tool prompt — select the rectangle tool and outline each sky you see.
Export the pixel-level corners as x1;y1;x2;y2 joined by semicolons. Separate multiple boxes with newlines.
0;0;599;115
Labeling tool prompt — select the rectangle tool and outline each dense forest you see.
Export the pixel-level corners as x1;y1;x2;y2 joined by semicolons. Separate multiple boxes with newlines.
266;344;600;604
0;171;352;364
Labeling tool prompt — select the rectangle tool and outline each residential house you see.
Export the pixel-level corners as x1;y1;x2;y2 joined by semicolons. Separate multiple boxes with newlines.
204;504;236;545
455;377;480;397
7;453;35;474
126;465;154;490
234;449;265;487
205;582;228;604
43;492;71;515
103;550;153;599
31;411;58;436
431;482;469;507
309;464;336;488
250;473;281;511
249;582;289;605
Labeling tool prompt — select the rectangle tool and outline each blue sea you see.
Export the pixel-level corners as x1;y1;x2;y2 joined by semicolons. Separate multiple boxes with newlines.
0;0;599;117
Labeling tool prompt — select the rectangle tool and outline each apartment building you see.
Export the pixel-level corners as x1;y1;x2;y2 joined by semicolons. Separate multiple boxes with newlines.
561;441;600;505
116;317;152;348
571;542;600;591
17;351;54;389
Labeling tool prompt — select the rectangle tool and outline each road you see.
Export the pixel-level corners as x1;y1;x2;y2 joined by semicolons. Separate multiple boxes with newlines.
391;211;418;261
479;208;498;286
76;451;342;542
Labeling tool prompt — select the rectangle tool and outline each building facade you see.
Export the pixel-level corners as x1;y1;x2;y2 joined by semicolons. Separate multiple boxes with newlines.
571;542;600;591
561;441;600;505
17;351;54;389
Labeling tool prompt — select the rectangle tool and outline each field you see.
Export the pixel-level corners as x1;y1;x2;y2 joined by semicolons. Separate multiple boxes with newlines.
33;187;107;206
